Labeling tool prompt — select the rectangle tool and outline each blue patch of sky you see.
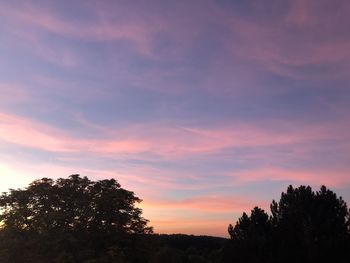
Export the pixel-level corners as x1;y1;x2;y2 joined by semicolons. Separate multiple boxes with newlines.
217;0;291;22
0;141;61;164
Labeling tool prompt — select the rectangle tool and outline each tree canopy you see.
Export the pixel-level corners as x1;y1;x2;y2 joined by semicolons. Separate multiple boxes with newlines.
0;174;152;234
224;185;350;263
0;177;349;263
0;175;154;262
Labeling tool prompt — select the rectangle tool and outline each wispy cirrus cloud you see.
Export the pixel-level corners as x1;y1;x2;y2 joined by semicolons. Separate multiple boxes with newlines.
1;0;350;237
0;112;71;152
2;111;349;158
2;107;350;157
228;167;350;188
0;1;163;56
217;0;350;80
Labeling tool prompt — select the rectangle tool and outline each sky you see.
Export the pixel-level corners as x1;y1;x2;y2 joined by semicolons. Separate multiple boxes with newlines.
0;0;350;237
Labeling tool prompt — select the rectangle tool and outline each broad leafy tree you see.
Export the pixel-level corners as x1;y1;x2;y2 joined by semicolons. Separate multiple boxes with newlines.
0;174;152;262
0;174;152;234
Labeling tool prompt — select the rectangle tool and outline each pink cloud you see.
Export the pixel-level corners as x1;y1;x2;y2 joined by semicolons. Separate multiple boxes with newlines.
0;2;161;56
1;111;349;159
229;167;350;187
89;120;334;158
0;112;151;154
220;1;350;79
141;195;263;213
3;0;350;81
140;194;264;237
0;112;72;152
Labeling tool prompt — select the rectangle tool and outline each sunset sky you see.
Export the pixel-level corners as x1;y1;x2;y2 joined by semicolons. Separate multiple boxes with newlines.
1;0;350;237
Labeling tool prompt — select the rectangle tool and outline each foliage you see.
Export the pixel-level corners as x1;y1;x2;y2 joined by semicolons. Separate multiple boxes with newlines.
0;174;152;234
224;185;350;263
0;176;349;263
0;175;152;262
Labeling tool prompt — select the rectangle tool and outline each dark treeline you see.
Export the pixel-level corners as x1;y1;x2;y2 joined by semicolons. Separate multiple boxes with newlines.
0;175;349;263
224;185;350;263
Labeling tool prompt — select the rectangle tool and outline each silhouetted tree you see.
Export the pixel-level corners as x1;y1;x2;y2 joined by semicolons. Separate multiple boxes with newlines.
228;207;270;241
225;207;270;263
0;175;152;262
0;174;152;234
224;185;350;263
270;185;350;262
1;177;349;263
